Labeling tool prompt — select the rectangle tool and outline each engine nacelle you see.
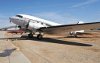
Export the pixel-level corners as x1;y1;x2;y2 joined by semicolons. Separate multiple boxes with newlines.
27;21;45;31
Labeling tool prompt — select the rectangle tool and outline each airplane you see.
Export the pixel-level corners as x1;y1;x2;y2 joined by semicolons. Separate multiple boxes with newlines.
0;14;100;39
69;21;85;37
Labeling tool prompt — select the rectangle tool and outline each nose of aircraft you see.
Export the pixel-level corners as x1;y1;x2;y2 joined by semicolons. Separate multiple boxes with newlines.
9;16;19;24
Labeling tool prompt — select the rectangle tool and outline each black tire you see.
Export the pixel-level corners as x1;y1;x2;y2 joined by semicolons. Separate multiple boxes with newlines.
28;34;33;38
74;34;78;38
37;34;43;39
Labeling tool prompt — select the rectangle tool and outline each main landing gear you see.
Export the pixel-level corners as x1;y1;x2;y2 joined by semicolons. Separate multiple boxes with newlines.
28;33;33;38
37;34;43;39
28;33;43;39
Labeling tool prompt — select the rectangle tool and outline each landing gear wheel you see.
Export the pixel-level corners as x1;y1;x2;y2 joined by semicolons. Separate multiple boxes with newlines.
37;34;43;39
28;33;33;38
74;34;78;38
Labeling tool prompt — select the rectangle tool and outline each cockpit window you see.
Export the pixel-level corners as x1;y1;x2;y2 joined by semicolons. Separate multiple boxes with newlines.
16;15;23;18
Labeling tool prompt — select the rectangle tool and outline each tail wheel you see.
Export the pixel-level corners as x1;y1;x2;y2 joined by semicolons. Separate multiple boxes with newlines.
37;34;43;39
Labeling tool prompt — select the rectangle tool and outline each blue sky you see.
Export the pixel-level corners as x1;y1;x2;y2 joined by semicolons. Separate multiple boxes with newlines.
0;0;100;27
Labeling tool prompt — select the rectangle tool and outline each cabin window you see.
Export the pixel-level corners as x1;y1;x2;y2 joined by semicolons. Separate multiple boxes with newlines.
41;22;44;25
37;21;39;23
30;20;36;23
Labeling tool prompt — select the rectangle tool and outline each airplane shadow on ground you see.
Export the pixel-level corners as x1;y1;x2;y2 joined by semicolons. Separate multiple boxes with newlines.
0;36;92;47
32;37;92;46
56;35;100;39
0;48;16;57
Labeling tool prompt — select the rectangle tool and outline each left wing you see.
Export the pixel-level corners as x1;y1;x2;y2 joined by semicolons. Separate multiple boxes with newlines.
38;22;100;35
0;26;25;34
0;26;17;31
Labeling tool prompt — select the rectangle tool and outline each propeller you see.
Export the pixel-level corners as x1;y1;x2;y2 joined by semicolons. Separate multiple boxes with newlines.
9;17;12;23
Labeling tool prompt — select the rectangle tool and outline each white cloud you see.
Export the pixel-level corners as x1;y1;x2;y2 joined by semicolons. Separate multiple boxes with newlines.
34;12;81;24
72;0;98;8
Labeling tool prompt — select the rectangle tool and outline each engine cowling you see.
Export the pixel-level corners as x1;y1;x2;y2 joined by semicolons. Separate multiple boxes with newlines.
26;21;44;31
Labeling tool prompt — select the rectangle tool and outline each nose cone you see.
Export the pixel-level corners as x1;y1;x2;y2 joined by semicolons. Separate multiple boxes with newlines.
9;16;19;24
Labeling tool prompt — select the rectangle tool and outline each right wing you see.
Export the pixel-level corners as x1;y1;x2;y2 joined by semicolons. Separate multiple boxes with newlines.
38;22;100;35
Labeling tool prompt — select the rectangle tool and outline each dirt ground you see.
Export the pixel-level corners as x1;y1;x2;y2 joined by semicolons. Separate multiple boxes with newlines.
0;31;100;63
